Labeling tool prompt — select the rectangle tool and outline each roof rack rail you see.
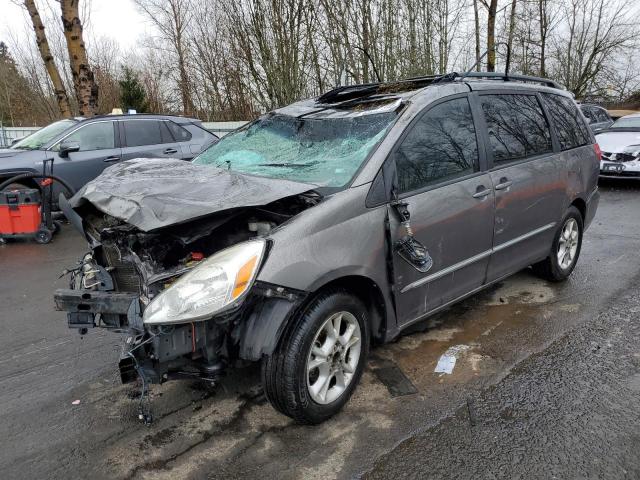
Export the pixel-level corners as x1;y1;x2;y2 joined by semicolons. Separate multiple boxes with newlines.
458;71;563;90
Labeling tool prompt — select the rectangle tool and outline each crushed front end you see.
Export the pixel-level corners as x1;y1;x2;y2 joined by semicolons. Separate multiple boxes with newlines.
54;189;318;420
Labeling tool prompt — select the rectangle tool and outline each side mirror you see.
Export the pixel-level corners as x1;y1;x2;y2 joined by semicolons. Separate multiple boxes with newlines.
59;141;80;158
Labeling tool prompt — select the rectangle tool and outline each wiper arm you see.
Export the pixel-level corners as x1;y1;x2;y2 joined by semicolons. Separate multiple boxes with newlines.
257;163;315;168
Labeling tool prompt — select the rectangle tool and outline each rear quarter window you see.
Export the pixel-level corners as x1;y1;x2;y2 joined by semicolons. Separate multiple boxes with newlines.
166;121;192;142
541;94;591;151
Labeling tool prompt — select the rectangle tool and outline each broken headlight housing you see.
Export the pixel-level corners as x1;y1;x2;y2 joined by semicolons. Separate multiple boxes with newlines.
143;239;266;325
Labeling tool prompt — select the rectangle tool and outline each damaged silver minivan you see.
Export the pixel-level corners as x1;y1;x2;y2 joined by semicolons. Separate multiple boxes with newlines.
55;72;600;424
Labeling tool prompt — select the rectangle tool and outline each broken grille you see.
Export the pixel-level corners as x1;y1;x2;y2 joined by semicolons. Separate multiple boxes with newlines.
602;152;637;163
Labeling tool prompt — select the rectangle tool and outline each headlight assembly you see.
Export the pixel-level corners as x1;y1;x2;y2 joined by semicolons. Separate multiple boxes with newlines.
143;239;266;325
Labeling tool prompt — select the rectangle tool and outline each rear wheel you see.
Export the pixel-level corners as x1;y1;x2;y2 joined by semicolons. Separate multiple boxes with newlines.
262;289;369;424
532;206;583;282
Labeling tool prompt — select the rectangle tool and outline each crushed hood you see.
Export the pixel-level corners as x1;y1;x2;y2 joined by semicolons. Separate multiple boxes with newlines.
595;130;640;153
0;148;18;158
69;158;316;231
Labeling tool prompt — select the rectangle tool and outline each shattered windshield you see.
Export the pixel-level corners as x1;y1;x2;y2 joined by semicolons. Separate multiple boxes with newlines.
11;119;77;150
193;111;398;187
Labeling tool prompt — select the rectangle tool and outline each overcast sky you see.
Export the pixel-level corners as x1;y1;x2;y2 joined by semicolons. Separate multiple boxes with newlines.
1;0;146;51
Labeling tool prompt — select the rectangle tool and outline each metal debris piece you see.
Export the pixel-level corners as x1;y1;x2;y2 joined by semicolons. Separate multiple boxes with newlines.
434;345;471;374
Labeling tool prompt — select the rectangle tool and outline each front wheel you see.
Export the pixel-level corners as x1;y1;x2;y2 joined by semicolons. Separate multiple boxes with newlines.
262;289;369;424
532;206;583;282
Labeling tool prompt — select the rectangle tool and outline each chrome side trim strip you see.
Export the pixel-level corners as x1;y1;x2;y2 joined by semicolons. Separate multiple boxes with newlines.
491;222;556;253
400;249;492;294
399;222;556;294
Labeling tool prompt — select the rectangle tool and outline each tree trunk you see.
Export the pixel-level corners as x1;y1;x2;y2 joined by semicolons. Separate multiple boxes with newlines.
506;0;517;73
60;0;98;116
487;0;498;72
24;0;72;118
473;0;481;71
538;0;547;77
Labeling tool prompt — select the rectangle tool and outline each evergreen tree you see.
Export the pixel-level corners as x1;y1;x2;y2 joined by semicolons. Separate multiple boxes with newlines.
0;41;49;126
119;66;148;113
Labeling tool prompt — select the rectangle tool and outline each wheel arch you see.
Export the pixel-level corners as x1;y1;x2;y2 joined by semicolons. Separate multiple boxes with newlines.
305;275;388;344
246;274;390;361
570;197;586;220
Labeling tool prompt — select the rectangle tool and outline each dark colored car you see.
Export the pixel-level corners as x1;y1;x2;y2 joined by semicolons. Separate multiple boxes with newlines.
0;114;218;195
580;104;614;132
55;72;599;424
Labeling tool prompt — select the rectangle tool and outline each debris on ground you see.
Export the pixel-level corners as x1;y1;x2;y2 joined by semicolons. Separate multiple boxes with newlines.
434;345;472;374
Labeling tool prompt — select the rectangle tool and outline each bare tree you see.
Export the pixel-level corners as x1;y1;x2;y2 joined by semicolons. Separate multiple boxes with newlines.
473;0;481;71
135;0;195;116
552;0;637;97
484;0;498;71
23;0;72;118
505;0;517;72
538;0;549;77
60;0;98;116
226;0;312;110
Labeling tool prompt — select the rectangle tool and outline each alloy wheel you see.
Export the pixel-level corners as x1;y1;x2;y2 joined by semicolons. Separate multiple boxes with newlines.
557;218;579;270
306;311;362;405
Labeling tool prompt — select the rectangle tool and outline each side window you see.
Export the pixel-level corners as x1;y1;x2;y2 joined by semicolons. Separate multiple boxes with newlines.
581;107;595;123
60;122;115;151
541;94;591;151
123;120;164;147
480;94;552;164
394;97;478;194
596;108;610;122
166;121;192;142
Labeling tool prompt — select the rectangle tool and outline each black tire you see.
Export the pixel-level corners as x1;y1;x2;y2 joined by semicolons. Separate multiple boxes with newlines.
262;289;370;424
532;206;583;282
34;228;53;244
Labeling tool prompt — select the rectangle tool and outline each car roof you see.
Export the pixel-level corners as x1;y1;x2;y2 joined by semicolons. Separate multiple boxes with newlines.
276;72;572;118
80;114;200;124
619;112;640;119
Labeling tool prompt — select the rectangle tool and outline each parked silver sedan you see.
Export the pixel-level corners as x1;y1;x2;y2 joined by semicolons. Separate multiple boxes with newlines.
596;113;640;179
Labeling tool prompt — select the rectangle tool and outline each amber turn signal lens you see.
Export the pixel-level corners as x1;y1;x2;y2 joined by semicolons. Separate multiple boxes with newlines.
232;256;257;299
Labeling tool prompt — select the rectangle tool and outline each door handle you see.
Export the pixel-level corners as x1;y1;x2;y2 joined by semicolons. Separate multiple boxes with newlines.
494;178;513;190
163;148;178;154
103;156;120;162
472;187;492;198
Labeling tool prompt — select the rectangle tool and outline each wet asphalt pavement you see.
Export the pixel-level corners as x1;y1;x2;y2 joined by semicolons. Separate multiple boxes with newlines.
0;179;639;480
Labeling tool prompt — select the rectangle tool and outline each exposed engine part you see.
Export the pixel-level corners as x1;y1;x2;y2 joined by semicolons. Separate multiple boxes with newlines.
248;220;276;235
56;191;320;424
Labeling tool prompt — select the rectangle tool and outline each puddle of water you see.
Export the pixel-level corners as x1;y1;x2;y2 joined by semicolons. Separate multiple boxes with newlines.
485;276;555;306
